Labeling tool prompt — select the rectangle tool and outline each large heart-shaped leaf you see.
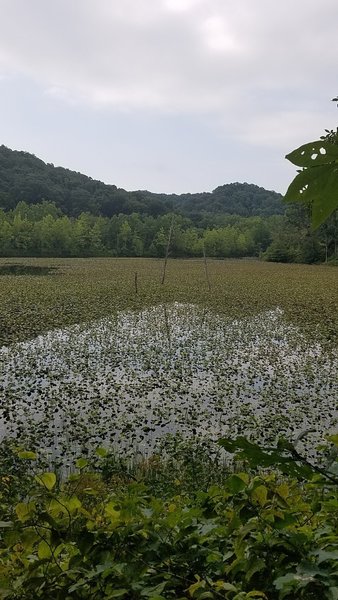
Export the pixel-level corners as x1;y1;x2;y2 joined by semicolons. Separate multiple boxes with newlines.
284;163;338;228
286;140;338;167
35;472;56;491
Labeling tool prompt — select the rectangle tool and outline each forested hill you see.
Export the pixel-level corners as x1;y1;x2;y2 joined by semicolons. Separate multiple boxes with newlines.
0;145;284;218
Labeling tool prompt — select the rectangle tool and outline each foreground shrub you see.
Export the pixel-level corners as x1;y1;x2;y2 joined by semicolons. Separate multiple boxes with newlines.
0;437;337;599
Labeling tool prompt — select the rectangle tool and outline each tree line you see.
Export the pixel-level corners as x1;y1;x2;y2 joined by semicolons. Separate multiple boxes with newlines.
0;200;337;262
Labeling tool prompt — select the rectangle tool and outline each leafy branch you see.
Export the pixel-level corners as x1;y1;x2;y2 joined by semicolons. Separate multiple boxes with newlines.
284;97;338;229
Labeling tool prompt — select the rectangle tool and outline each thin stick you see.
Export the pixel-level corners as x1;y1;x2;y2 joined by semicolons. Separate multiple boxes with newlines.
163;304;171;350
161;215;175;285
134;271;138;294
203;243;211;291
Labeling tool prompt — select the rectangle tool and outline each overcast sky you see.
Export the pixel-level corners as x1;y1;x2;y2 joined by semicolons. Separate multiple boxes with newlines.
0;0;337;195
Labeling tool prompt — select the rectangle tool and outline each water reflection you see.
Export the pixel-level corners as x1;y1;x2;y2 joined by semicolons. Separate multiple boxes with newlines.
0;303;337;465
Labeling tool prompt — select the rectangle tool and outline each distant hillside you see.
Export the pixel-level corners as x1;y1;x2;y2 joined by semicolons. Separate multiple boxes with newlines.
0;145;285;218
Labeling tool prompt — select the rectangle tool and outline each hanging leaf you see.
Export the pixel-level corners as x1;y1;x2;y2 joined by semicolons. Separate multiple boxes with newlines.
284;164;331;203
311;165;338;227
218;437;313;479
187;576;206;597
251;485;268;507
76;457;89;469
226;474;248;494
328;434;338;447
285;139;338;228
38;540;52;560
311;549;338;564
96;447;108;457
105;502;121;526
35;472;57;491
15;502;35;522
286;139;338;167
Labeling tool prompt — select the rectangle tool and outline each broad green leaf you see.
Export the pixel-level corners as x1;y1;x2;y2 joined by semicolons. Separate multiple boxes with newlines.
328;434;338;447
312;550;338;564
214;581;237;592
218;437;313;479
140;582;166;597
285;138;338;228
49;497;69;516
274;571;316;591
35;472;56;490
311;165;338;228
105;502;121;525
0;521;13;528
68;579;88;593
15;502;35;522
76;457;89;469
236;472;249;484
251;485;268;507
96;447;108;457
66;496;82;513
246;558;266;582
273;573;298;591
17;450;37;460
284;163;338;228
274;513;298;529
284;164;331;203
276;482;290;500
38;540;52;560
329;587;338;600
226;474;247;493
286;140;338;167
188;576;205;597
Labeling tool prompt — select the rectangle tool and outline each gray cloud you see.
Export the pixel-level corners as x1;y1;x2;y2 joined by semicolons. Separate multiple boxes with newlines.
0;0;337;192
1;1;335;108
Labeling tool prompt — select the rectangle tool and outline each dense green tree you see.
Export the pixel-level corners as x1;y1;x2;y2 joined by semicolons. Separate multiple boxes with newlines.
0;219;13;254
0;200;331;262
11;215;34;255
317;211;338;262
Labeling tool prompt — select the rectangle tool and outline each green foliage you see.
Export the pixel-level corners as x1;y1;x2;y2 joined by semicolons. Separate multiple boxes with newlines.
0;203;278;259
0;256;337;349
218;437;314;479
285;122;338;229
0;441;337;599
263;240;294;263
0;145;284;219
0;201;335;263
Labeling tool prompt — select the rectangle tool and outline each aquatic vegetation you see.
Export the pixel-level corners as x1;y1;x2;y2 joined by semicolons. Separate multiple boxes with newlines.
1;302;336;467
0;257;337;348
